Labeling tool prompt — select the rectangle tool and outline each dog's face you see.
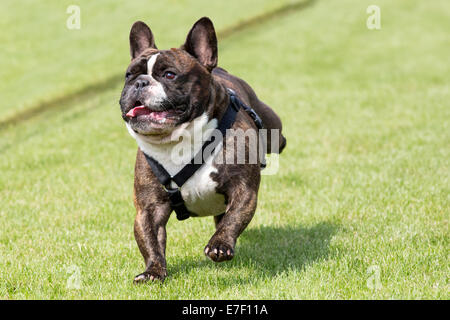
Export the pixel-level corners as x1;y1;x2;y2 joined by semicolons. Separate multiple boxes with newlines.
119;18;218;136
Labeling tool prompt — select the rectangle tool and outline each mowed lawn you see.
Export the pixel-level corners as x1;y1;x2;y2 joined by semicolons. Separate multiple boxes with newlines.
0;0;288;120
0;0;448;299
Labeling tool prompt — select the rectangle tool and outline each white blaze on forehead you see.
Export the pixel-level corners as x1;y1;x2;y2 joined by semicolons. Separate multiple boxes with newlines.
144;53;167;106
147;53;159;78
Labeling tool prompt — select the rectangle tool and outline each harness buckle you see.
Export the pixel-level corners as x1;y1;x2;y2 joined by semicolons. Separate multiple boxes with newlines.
229;96;240;112
165;187;191;220
247;109;264;129
164;187;183;206
226;88;236;95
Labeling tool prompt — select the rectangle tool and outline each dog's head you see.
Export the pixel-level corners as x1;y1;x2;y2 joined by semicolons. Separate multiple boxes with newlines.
119;17;218;136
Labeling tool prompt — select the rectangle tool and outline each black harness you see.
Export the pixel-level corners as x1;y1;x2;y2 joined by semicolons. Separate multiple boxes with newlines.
143;89;264;221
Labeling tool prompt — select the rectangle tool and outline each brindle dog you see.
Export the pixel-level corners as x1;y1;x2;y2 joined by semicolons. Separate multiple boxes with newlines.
119;17;286;282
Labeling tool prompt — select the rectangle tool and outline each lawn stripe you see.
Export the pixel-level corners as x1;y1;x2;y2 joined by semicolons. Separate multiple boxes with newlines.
0;0;314;131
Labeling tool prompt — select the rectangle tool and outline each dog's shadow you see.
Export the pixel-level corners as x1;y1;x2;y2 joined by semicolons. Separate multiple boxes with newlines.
168;221;338;284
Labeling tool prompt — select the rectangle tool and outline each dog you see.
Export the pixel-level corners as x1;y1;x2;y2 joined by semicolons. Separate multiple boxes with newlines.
119;17;286;282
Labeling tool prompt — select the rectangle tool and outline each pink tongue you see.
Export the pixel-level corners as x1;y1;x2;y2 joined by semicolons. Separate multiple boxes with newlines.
126;106;150;118
126;106;169;120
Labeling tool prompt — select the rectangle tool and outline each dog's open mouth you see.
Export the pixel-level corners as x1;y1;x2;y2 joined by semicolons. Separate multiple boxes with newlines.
126;101;182;125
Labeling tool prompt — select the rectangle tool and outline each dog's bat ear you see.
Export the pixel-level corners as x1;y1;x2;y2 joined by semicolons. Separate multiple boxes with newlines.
129;21;157;59
181;17;217;71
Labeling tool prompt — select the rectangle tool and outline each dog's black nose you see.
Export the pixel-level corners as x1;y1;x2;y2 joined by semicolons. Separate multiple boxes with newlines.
134;78;150;90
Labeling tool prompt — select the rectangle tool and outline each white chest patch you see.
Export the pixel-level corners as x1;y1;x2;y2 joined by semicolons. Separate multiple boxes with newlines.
126;113;226;217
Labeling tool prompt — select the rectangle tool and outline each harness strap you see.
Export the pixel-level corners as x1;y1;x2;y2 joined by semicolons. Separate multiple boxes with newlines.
170;95;240;188
143;89;264;221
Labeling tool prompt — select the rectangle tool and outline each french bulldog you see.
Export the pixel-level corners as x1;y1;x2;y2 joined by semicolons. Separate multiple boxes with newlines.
119;17;286;283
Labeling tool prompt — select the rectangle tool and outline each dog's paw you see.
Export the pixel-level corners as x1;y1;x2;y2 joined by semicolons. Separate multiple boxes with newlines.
204;238;235;262
133;266;167;284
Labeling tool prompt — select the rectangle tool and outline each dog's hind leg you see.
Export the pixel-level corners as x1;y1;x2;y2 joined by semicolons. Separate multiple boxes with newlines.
251;100;286;154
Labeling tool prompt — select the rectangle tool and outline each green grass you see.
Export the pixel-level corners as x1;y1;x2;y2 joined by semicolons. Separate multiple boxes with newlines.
0;0;449;299
0;0;289;121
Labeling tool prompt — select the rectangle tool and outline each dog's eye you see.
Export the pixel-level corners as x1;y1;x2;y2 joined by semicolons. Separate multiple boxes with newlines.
164;71;176;80
125;72;132;79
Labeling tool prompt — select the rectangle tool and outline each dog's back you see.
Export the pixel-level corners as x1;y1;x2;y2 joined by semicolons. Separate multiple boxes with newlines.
213;67;286;153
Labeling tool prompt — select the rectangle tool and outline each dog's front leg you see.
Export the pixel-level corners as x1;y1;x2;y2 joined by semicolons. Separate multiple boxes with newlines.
133;203;171;283
204;189;257;262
